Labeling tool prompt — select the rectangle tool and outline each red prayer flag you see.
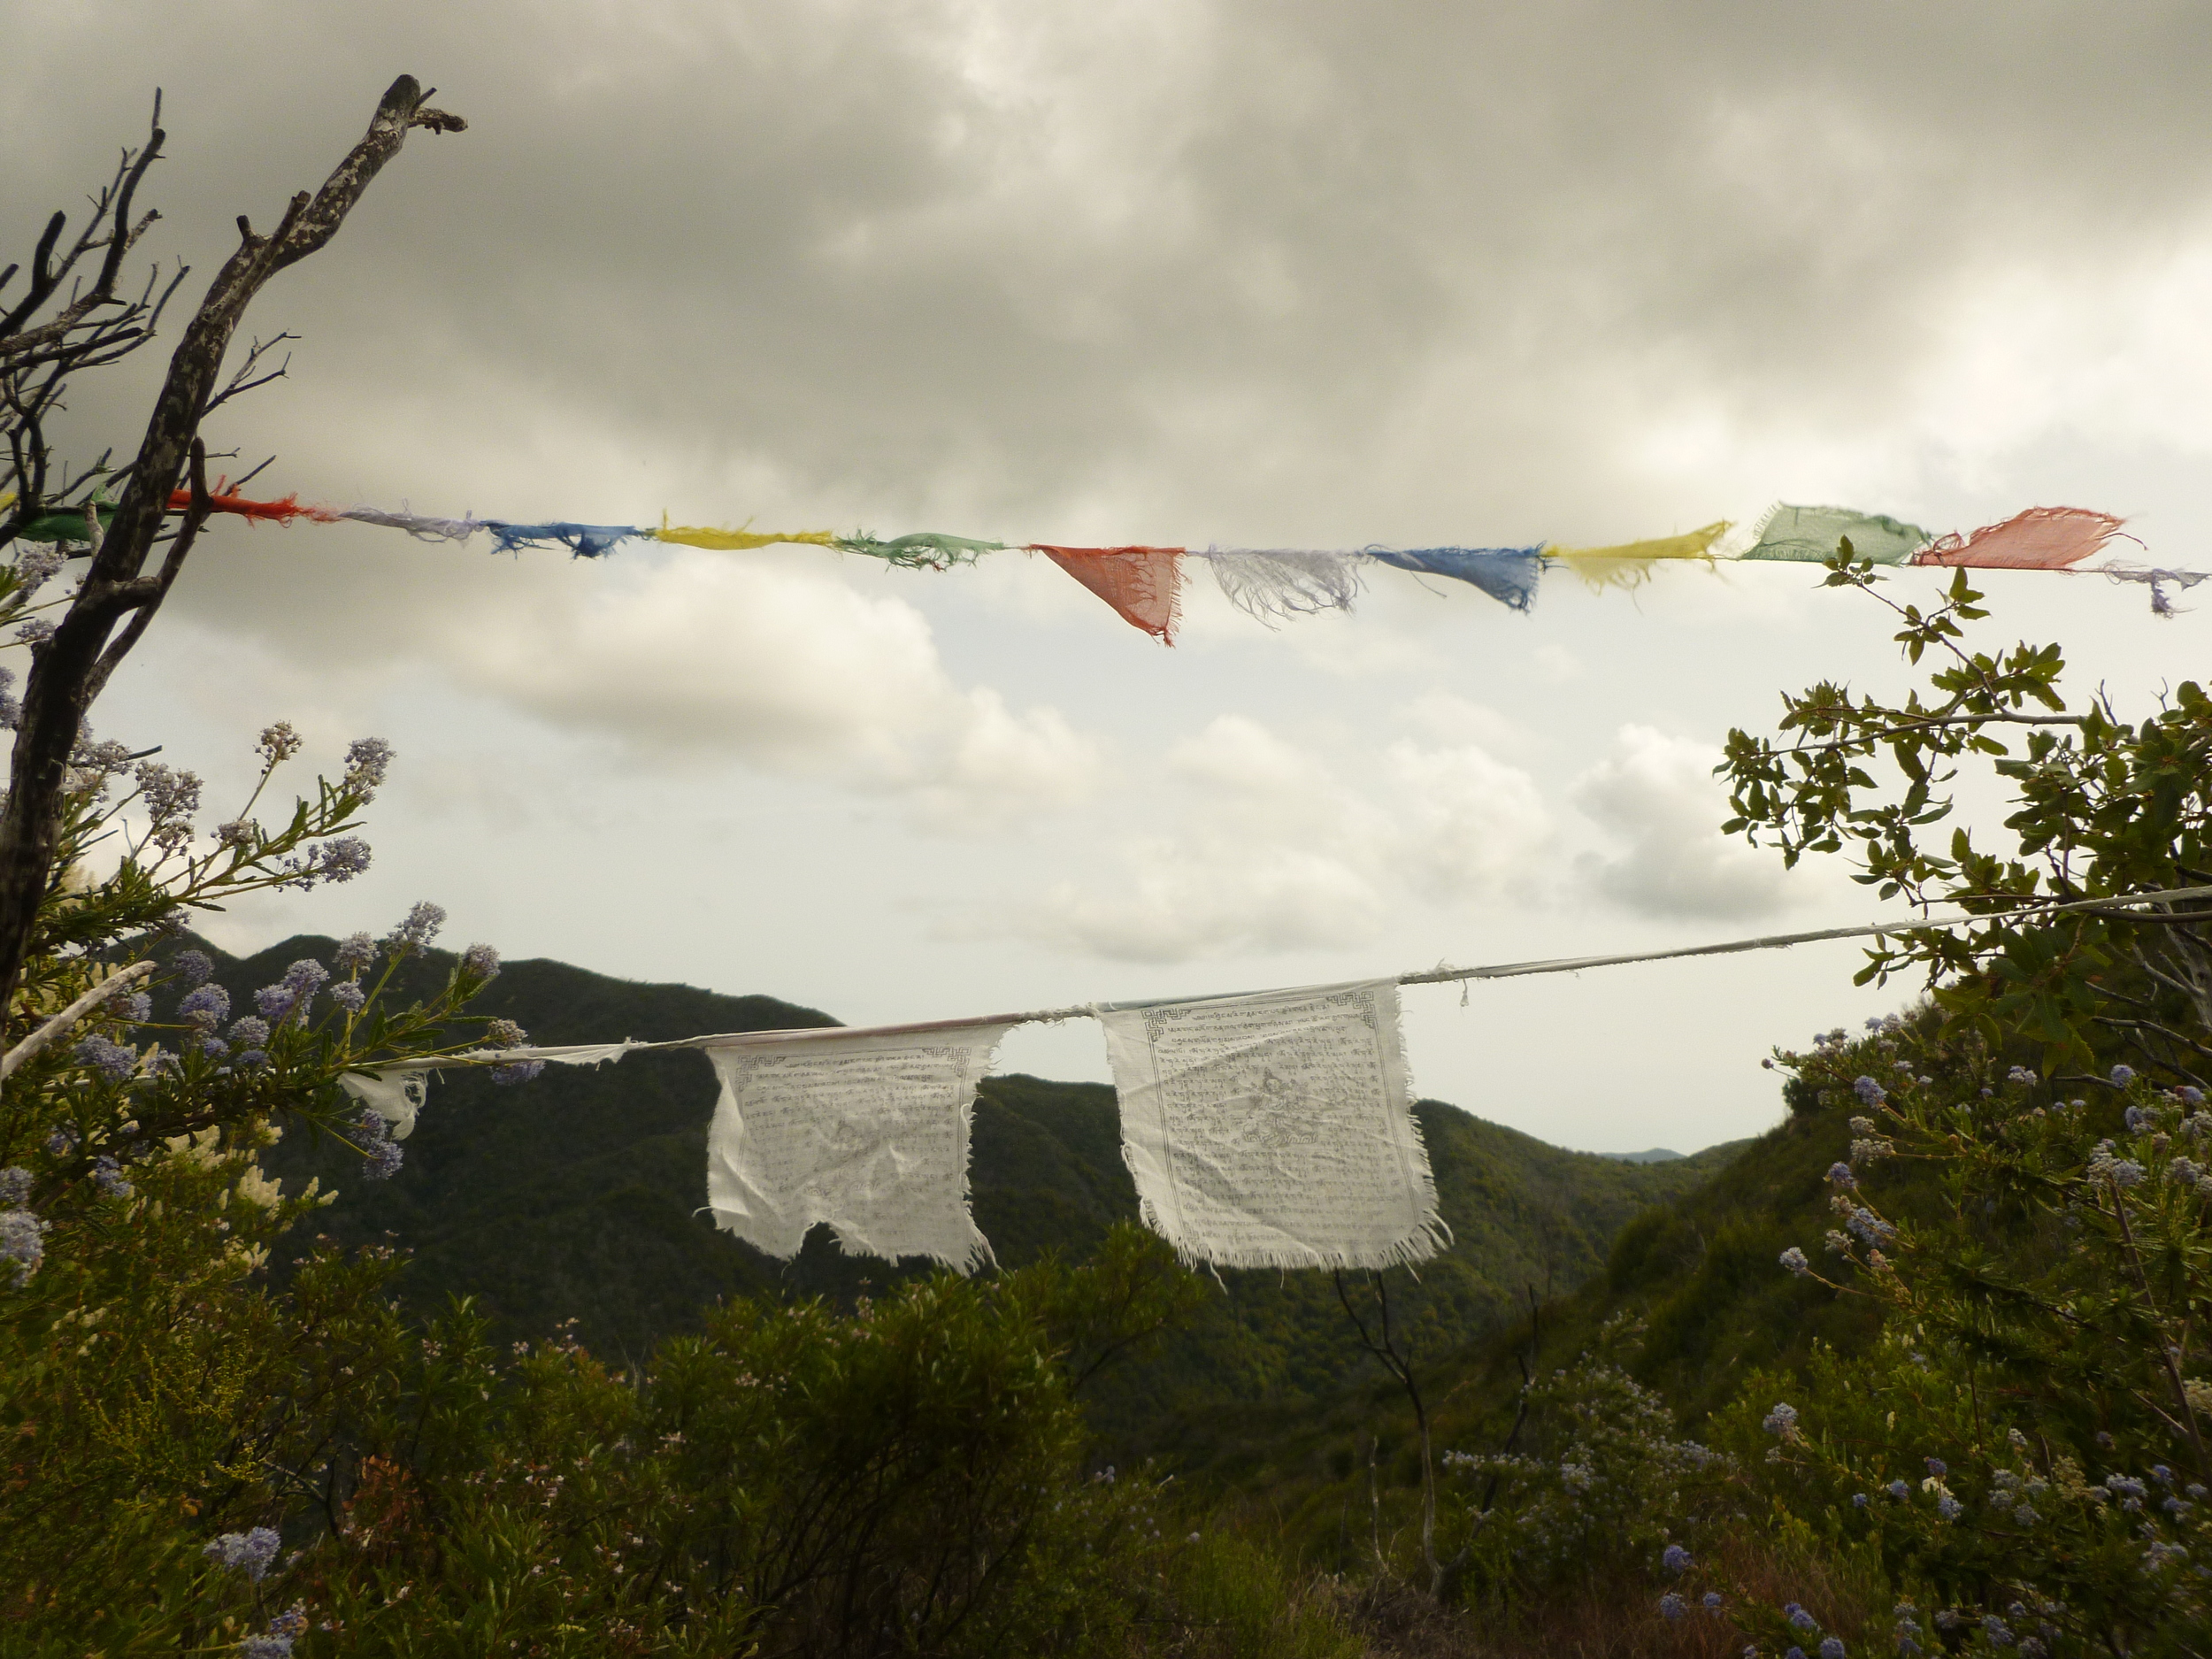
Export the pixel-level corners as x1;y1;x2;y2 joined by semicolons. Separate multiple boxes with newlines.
165;488;341;524
1032;545;1183;643
1913;506;2124;570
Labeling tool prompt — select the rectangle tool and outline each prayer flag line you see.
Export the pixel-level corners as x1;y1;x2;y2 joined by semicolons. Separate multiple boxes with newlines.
334;883;2212;1275
384;879;2212;1071
5;488;2193;634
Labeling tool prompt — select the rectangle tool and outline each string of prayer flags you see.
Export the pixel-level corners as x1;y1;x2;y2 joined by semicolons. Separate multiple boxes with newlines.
1734;503;1931;565
1096;980;1445;1271
1034;545;1184;642
7;480;2191;623
1913;506;2126;570
1366;546;1548;613
703;1022;1010;1271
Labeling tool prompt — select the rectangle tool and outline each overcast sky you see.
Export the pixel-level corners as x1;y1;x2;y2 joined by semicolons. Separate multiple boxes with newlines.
8;1;2208;1152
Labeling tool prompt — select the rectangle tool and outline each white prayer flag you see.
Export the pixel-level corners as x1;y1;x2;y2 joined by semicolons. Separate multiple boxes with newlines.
337;1068;430;1139
1099;980;1444;1271
703;1023;1011;1271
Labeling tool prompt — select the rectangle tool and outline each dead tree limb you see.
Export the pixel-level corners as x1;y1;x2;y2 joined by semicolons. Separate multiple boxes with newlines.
0;76;465;1015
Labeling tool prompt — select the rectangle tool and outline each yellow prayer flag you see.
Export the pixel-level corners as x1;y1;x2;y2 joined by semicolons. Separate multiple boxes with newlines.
654;514;838;551
1544;521;1731;592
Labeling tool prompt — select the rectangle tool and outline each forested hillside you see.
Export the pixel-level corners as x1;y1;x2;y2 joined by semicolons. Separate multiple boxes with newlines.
217;933;1743;1440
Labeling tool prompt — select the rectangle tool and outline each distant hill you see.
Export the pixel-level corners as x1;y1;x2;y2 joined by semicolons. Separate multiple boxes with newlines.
194;935;1751;1441
1167;1077;1887;1553
1601;1148;1685;1164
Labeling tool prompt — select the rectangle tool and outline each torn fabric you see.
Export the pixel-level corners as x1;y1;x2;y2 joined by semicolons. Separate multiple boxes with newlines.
1546;521;1731;592
1364;546;1546;613
1033;545;1184;642
1097;980;1444;1271
1202;548;1363;624
483;521;644;558
165;488;340;524
1736;503;1929;565
655;518;839;551
337;1068;431;1140
1913;506;2125;569
834;532;1006;568
703;1022;1010;1270
337;504;487;542
2101;564;2208;618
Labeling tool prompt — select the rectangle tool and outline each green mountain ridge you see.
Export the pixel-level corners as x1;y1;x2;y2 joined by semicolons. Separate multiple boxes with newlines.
200;933;1755;1441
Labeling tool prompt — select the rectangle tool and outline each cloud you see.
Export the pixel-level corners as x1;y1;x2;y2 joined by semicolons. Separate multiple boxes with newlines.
1571;725;1796;921
1018;710;1549;961
445;549;1102;827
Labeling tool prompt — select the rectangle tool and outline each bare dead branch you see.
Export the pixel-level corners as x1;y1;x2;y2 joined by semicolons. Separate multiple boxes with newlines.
0;76;465;1014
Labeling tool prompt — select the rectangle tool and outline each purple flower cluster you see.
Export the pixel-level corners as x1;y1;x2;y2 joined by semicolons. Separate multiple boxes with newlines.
460;941;501;981
257;722;303;765
343;735;395;795
256;959;330;1025
329;980;366;1015
1659;1593;1686;1621
173;949;215;987
334;931;377;972
73;1035;136;1081
0;1208;49;1285
2086;1140;2147;1189
1661;1543;1691;1575
178;983;231;1031
0;1168;30;1206
357;1112;404;1181
204;1525;281;1581
1786;1603;1818;1632
89;1156;132;1199
1763;1402;1800;1437
1853;1076;1887;1107
1825;1161;1857;1189
384;901;446;956
12;545;64;598
1843;1207;1895;1248
290;835;373;887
